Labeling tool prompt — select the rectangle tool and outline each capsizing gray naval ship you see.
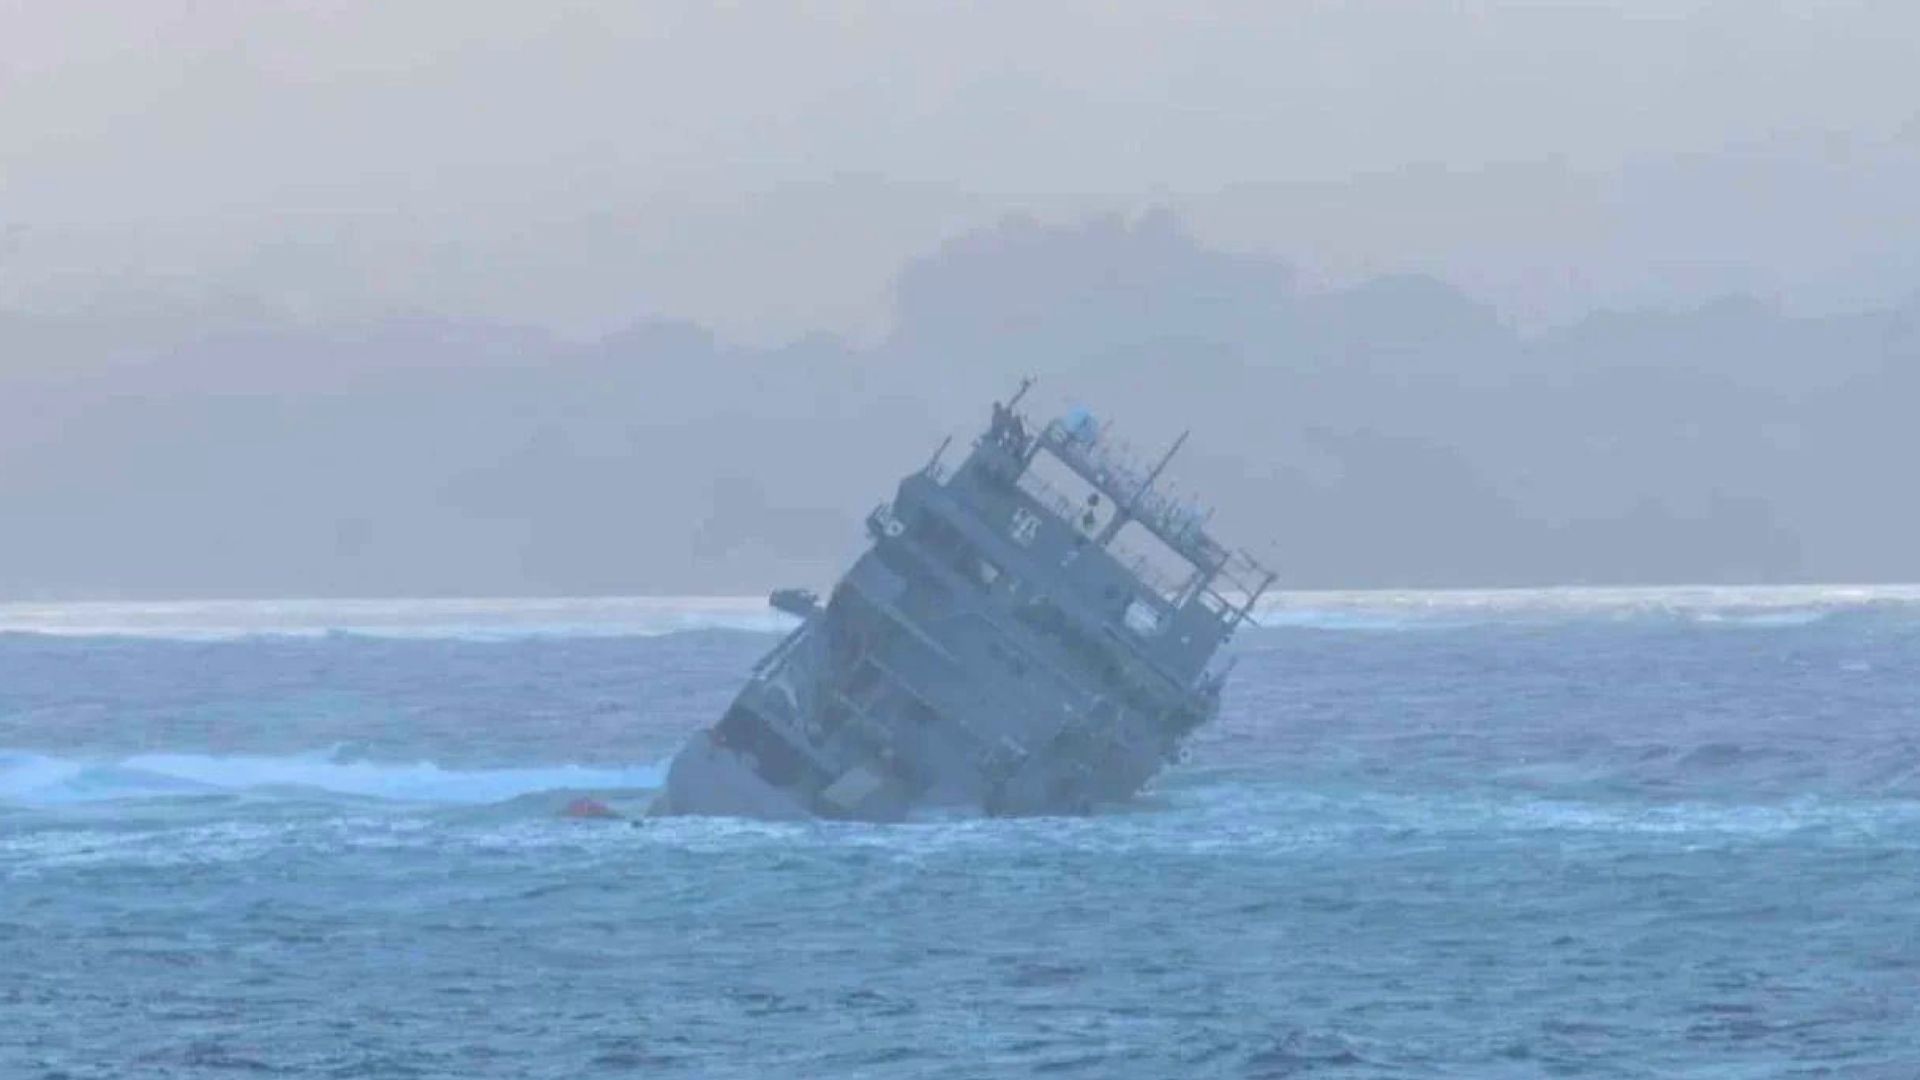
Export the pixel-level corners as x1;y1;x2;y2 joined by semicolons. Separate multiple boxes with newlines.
651;382;1274;821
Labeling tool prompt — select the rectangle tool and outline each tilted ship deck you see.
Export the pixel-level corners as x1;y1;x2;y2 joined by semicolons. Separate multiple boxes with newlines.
652;383;1274;821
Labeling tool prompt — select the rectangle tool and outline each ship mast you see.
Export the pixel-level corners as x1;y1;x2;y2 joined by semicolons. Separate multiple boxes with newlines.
1096;429;1188;546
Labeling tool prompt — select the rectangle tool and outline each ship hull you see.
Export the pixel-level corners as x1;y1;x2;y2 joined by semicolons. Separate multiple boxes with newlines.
646;392;1261;823
650;730;814;821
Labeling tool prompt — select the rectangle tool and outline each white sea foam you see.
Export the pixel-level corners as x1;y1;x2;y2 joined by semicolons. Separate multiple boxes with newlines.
0;749;661;806
0;596;794;641
1251;583;1920;630
0;585;1916;641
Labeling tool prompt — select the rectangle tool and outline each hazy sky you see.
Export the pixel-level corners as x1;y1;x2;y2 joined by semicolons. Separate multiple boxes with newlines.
4;2;1920;596
5;1;1918;342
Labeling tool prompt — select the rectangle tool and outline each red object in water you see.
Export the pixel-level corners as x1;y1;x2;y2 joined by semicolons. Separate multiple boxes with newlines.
562;797;619;819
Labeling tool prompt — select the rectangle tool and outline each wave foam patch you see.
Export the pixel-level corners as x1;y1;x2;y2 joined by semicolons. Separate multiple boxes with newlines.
0;596;795;641
1253;610;1469;632
6;586;1919;641
0;749;662;807
1688;609;1834;628
1252;584;1920;630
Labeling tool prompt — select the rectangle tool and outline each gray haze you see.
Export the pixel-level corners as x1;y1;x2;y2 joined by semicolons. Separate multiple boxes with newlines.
2;2;1917;597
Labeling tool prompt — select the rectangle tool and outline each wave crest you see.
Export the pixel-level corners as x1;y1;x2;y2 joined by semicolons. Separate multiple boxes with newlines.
0;749;661;807
4;586;1919;641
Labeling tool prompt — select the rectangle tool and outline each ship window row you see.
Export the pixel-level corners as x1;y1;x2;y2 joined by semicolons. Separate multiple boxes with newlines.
1016;598;1121;686
715;705;823;789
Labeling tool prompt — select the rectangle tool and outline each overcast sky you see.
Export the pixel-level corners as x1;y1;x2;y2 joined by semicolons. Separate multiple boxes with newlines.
5;1;1918;342
3;2;1919;596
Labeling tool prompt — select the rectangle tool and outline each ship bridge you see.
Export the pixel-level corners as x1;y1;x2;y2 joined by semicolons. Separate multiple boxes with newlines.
949;379;1272;637
1020;408;1274;630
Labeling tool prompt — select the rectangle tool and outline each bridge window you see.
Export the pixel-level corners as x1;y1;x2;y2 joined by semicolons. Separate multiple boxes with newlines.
1017;447;1116;536
1107;520;1199;603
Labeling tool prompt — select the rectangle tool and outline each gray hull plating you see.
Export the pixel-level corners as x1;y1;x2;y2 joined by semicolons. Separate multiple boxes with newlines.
653;388;1273;822
651;731;813;821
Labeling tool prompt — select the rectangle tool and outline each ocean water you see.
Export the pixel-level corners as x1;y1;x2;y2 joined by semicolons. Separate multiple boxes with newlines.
3;588;1919;1078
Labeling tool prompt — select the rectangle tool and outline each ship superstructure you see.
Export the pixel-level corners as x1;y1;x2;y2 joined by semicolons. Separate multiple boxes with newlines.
652;384;1274;821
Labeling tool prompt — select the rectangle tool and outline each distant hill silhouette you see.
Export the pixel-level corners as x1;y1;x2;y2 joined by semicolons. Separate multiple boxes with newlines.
2;214;1915;598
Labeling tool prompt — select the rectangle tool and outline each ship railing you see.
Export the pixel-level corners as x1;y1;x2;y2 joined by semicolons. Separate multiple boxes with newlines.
1012;465;1083;525
1211;549;1274;599
1007;452;1204;604
1107;540;1195;604
1038;418;1224;568
1130;486;1212;549
1039;419;1145;497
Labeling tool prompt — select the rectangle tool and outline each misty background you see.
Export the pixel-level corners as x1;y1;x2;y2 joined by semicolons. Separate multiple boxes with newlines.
3;2;1916;598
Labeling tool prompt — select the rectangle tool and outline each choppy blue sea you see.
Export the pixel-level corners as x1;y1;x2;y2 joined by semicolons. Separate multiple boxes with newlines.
3;589;1918;1079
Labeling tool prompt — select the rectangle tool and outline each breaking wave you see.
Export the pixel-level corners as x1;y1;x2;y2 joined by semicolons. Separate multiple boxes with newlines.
3;585;1918;641
1251;584;1920;632
0;596;796;641
0;749;661;807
